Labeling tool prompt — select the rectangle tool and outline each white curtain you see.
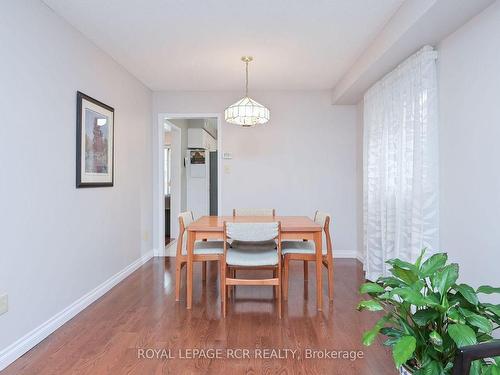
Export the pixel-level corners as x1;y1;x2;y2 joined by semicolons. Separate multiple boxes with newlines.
363;46;439;281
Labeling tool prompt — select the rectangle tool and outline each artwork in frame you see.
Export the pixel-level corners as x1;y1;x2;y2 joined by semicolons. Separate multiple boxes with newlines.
76;91;114;188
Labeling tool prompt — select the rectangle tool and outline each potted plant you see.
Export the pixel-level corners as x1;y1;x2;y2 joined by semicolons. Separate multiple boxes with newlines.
357;250;500;374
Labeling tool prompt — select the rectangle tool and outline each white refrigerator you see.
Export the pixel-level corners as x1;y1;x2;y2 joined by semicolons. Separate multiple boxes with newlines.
186;149;210;217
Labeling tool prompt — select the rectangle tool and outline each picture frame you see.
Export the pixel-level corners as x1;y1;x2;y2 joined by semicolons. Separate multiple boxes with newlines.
76;91;114;188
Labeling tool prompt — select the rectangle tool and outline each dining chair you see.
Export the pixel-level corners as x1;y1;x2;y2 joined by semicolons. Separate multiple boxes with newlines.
222;221;282;318
232;208;277;249
175;211;225;302
282;211;334;301
230;208;278;292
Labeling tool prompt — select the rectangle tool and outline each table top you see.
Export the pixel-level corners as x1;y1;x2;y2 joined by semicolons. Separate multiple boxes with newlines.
188;216;322;232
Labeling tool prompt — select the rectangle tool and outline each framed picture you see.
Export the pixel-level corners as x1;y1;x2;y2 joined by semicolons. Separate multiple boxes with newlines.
76;91;114;188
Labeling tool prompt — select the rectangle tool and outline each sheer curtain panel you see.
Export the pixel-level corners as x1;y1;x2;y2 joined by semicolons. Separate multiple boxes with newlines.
363;46;439;281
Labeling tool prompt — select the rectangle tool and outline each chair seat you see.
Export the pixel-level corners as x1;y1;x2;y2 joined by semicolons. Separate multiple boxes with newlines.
281;240;327;255
230;239;276;250
226;247;279;266
181;240;224;256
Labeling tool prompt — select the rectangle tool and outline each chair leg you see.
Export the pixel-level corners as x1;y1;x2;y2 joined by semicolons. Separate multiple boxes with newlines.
283;256;289;301
175;261;183;302
303;260;308;281
202;261;207;282
278;265;282;319
232;268;236;297
227;268;233;299
326;255;334;301
273;269;277;299
221;260;227;318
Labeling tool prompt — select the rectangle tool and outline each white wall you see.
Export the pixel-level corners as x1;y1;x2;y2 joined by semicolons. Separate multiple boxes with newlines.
438;1;500;292
153;91;359;253
0;0;153;360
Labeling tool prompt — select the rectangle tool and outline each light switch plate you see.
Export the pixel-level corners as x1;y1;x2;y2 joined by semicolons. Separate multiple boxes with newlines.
0;294;8;316
222;152;233;160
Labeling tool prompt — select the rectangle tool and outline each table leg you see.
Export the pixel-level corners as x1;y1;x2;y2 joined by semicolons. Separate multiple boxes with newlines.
314;231;323;311
187;230;195;309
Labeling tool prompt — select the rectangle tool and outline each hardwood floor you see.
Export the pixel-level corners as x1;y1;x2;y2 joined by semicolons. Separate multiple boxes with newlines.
3;258;397;375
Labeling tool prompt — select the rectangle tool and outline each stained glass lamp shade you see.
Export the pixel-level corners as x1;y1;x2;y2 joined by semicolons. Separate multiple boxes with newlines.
224;56;270;127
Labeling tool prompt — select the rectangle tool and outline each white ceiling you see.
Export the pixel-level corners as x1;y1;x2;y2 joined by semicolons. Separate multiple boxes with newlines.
42;0;404;91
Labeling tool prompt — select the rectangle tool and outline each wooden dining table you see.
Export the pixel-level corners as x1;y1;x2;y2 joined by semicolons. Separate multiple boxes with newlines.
186;215;324;311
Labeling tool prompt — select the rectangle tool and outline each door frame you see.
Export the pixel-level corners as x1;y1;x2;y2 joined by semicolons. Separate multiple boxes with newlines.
155;113;223;257
164;121;181;243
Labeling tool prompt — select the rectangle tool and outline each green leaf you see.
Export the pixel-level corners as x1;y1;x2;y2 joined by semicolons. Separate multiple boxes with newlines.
469;360;481;375
483;304;500;317
429;330;443;346
466;313;493;334
419;360;442;375
380;327;403;338
448;308;466;324
357;300;384;312
391;266;418;285
455;283;479;305
420;253;447;277
413;309;440;326
362;316;389;346
377;276;405;288
383;337;400;347
433;263;459;296
415;248;427;269
477;333;493;343
410;280;426;293
386;258;417;272
459;307;475;318
448;324;478;348
392;336;416;368
477;285;500;294
390;287;431;307
359;282;385;294
491;365;500;375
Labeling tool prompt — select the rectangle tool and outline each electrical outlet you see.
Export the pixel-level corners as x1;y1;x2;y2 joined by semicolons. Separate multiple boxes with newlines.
0;294;8;316
143;231;150;242
224;165;231;174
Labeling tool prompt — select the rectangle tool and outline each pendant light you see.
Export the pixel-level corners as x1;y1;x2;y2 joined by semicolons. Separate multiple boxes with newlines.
224;56;270;127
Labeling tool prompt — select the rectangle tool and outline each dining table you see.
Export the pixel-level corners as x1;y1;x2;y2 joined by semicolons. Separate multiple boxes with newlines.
186;215;324;311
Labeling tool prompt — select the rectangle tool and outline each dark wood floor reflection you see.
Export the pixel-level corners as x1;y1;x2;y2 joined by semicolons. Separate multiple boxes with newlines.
3;258;397;375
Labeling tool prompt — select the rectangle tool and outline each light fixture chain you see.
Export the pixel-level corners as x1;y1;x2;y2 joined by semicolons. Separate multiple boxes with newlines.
245;60;249;97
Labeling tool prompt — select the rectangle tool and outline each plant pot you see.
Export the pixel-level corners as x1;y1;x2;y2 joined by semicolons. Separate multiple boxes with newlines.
399;364;415;375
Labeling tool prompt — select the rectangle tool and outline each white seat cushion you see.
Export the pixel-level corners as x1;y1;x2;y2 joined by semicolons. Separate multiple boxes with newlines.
281;240;327;255
230;239;276;250
181;240;224;256
226;247;279;266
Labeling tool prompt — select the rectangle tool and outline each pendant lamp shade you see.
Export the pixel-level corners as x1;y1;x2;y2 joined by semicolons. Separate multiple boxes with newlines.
224;56;270;127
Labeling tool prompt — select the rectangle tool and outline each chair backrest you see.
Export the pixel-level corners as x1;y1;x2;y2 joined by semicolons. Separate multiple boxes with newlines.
233;208;275;217
452;342;500;375
314;211;333;254
225;222;279;242
177;211;194;256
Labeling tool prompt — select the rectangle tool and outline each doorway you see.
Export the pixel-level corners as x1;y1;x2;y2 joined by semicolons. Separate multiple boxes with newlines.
155;113;222;257
163;121;181;246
